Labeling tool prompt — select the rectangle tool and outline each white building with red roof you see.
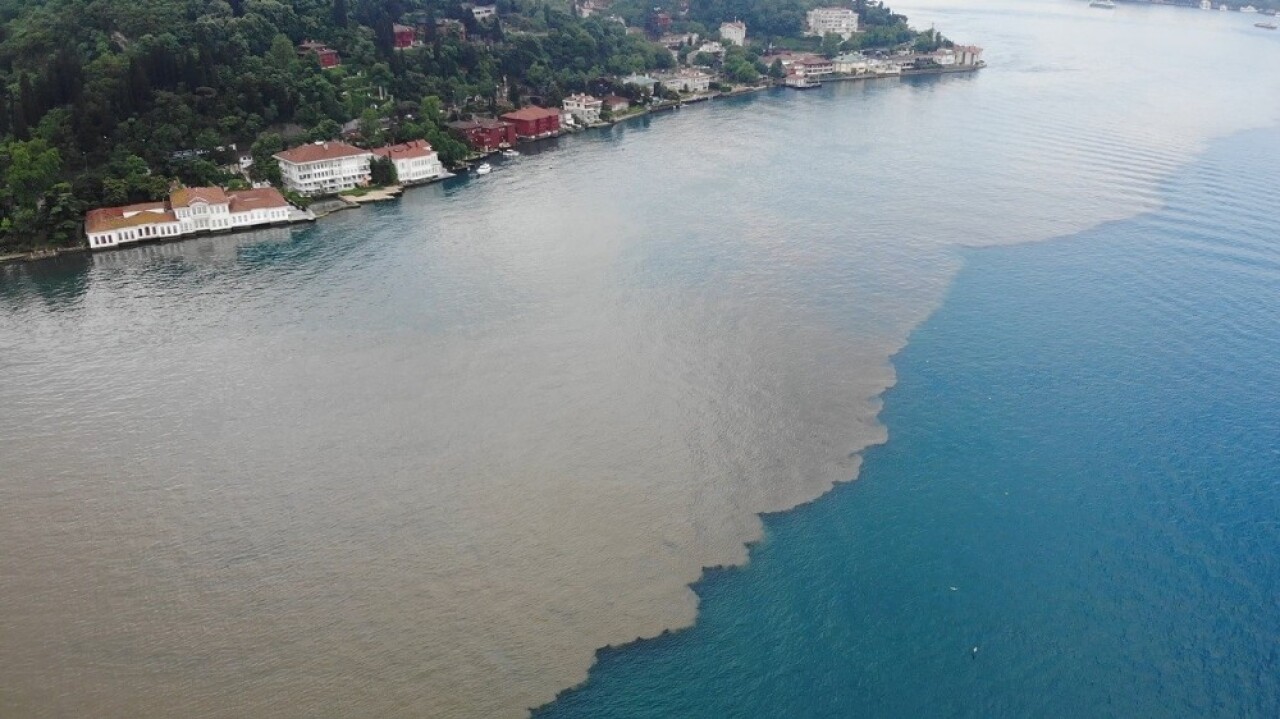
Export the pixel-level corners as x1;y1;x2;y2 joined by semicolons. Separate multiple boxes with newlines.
371;139;446;185
85;187;296;250
274;140;373;196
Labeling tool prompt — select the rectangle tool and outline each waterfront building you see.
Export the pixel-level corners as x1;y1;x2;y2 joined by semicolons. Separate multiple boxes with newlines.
563;94;604;124
659;68;713;93
1200;0;1212;8
446;118;517;151
805;7;861;40
274;141;373;196
720;21;747;46
795;55;835;77
833;53;870;74
393;24;415;49
372;140;446;185
501;106;562;138
85;187;295;250
298;40;340;68
954;45;984;66
931;48;957;66
603;95;631;113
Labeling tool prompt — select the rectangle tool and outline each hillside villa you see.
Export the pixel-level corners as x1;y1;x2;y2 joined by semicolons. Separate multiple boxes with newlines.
805;7;861;40
720;20;747;46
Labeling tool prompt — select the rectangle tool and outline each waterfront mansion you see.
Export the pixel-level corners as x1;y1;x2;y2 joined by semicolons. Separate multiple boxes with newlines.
274;140;374;196
371;140;448;185
85;187;296;249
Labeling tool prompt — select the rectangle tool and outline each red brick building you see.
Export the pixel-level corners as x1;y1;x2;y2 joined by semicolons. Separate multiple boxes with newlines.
298;40;340;68
393;23;415;49
499;106;561;139
446;118;517;152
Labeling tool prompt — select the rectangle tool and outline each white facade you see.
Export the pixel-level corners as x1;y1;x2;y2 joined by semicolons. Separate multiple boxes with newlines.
954;45;984;67
697;41;725;57
806;7;861;40
471;5;497;20
660;70;712;93
275;142;373;196
931;49;957;66
833;53;869;74
720;21;747;46
563;93;603;124
392;153;445;184
86;189;294;250
374;141;446;185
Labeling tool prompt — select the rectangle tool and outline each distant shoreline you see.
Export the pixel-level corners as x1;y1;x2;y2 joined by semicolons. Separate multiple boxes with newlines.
2;63;983;266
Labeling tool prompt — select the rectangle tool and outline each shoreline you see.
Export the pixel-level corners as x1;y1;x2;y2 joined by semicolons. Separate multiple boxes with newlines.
1;65;982;266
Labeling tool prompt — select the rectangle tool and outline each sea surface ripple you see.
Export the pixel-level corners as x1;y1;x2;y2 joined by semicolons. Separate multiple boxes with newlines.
2;1;1279;716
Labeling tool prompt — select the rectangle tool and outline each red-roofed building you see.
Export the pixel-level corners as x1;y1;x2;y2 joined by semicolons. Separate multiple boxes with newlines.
499;106;561;139
85;187;297;250
393;23;416;49
274;141;373;196
372;139;446;184
446;118;517;152
299;40;340;68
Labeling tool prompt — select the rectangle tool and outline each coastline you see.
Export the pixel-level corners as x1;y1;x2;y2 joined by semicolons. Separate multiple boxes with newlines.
3;65;982;266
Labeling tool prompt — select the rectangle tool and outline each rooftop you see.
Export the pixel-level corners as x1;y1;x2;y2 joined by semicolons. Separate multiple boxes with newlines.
372;139;437;160
170;186;229;208
85;203;173;233
447;118;512;130
227;187;290;211
501;106;560;121
274;141;370;164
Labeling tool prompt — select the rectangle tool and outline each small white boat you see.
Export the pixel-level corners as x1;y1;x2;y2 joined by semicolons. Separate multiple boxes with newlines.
1090;0;1115;8
501;149;520;158
475;163;492;175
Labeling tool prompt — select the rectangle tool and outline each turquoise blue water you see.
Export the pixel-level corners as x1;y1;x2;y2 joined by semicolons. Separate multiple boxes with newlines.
537;129;1280;717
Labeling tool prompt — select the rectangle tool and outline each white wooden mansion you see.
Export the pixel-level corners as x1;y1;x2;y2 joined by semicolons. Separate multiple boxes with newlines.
371;140;447;185
274;140;374;196
85;187;295;249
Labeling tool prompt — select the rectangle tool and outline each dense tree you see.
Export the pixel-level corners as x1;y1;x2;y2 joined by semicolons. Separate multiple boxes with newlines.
0;0;929;252
370;155;396;185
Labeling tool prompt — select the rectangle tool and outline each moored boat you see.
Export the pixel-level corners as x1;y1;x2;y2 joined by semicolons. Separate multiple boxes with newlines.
474;162;492;175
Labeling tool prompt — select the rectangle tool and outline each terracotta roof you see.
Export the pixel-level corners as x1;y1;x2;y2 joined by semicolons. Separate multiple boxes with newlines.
371;139;436;160
85;203;175;234
169;186;229;208
501;106;560;122
447;118;512;131
603;95;629;105
227;187;290;212
274;141;370;165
